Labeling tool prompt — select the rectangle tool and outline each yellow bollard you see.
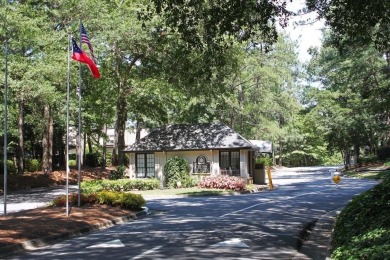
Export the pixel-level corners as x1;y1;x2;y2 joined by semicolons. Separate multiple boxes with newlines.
267;166;273;190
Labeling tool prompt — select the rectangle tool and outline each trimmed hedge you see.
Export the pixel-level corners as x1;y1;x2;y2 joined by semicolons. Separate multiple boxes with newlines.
96;191;145;209
81;178;161;194
51;191;145;210
331;175;390;259
51;192;98;206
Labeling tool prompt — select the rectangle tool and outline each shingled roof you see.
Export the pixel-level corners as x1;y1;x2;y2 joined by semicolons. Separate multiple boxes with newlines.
124;122;255;152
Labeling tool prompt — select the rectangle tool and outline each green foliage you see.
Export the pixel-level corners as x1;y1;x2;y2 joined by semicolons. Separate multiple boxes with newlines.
377;146;390;161
51;192;98;207
96;191;145;209
256;157;272;167
332;175;390;259
24;159;41;172
358;155;379;166
68;160;77;167
309;0;390;53
109;165;127;180
122;154;130;167
343;170;389;180
0;160;17;174
85;153;100;167
80;180;104;194
81;178;161;194
143;0;289;51
163;156;192;188
51;191;145;210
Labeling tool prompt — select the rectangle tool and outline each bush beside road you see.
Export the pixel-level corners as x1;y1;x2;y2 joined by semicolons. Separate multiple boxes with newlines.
331;171;390;259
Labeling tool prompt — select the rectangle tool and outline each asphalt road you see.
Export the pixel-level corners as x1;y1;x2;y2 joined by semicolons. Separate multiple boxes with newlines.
7;167;379;259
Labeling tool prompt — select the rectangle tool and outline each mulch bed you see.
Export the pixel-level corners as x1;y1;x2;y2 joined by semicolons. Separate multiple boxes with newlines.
0;204;137;248
0;167;111;192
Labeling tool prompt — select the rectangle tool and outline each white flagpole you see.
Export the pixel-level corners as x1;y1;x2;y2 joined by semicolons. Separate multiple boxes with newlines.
77;19;82;207
66;32;71;216
3;26;8;217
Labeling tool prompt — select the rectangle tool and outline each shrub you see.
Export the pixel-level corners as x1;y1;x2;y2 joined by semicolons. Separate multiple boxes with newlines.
256;157;272;167
96;191;145;209
68;160;77;167
180;174;198;188
332;175;390;259
163;156;191;188
51;192;98;207
24;159;41;172
81;180;104;194
110;165;127;180
377;146;390;161
122;154;130;167
359;155;379;166
0;160;17;174
81;178;160;193
52;191;145;210
198;175;246;191
86;153;100;167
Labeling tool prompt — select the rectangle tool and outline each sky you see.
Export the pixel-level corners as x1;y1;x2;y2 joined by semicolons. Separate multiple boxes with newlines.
283;0;325;62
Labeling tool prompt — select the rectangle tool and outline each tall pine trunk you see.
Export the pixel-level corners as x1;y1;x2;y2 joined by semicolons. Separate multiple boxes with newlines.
101;123;107;170
42;105;53;174
113;94;127;166
278;139;283;167
16;99;24;174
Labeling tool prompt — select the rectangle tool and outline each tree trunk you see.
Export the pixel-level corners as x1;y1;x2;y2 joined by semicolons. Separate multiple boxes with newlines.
76;130;84;168
278;139;283;167
344;150;351;170
238;84;244;132
42;105;53;174
101;123;107;170
113;94;127;166
354;144;360;167
87;134;93;154
16;99;24;174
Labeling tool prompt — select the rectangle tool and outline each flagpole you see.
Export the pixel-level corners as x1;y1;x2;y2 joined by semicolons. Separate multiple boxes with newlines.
3;27;9;217
77;19;82;207
66;32;71;216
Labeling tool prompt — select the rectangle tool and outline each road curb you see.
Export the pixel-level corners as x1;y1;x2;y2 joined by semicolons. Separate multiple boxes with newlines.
0;207;150;258
293;207;343;260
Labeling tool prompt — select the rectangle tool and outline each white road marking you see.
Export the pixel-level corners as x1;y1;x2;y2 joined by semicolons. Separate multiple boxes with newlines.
219;189;332;218
219;203;263;218
210;238;249;248
87;239;124;248
130;245;163;259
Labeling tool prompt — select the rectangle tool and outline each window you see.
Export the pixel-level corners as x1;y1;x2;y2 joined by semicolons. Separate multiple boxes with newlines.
136;153;155;178
219;150;240;176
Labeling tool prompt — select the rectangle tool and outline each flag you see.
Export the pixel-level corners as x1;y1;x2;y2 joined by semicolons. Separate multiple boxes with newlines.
81;22;97;64
71;37;100;78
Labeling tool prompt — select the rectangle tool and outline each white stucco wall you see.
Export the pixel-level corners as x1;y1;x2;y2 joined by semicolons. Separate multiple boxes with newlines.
127;149;252;183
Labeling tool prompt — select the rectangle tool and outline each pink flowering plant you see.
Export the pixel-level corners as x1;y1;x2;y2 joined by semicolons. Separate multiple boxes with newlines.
198;175;246;191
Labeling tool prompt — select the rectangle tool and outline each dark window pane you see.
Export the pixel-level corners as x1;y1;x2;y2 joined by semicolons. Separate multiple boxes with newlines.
136;153;155;178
